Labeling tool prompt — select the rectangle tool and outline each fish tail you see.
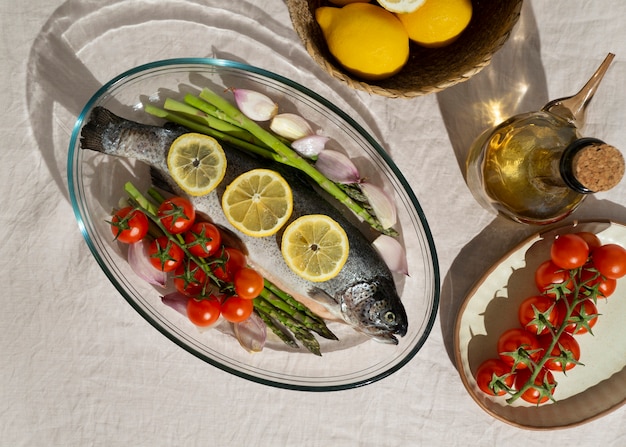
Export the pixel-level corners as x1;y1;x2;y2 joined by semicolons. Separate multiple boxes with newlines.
80;107;123;154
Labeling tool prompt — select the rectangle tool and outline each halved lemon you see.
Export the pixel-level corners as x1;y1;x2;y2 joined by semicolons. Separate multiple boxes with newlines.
281;214;349;282
222;169;293;237
167;133;227;196
378;0;425;13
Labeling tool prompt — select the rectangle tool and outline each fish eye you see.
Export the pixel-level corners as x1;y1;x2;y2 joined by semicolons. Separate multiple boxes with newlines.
383;311;396;324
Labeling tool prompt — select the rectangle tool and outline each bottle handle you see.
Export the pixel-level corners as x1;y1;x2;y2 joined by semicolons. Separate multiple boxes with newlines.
542;53;615;127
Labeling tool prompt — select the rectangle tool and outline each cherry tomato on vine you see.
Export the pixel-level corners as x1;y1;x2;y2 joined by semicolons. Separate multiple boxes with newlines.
475;358;515;396
109;206;149;244
514;367;556;405
212;247;247;282
591;243;626;279
574;232;602;251
557;298;599;335
221;296;254;323
518;295;559;335
497;328;542;370
158;196;196;234
234;268;265;300
174;259;208;297
187;297;221;327
184;222;222;258
534;260;574;298
148;236;184;272
538;332;581;372
550;233;589;270
579;265;617;298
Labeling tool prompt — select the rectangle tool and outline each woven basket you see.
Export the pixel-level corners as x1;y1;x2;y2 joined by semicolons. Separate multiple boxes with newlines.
286;0;523;98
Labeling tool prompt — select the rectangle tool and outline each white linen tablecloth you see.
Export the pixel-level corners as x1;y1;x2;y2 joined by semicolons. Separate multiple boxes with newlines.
2;1;626;445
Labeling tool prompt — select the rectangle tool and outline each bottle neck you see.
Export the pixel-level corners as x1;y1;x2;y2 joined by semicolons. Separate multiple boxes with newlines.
559;137;606;194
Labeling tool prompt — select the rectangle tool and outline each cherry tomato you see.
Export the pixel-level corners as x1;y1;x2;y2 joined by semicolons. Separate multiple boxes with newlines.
475;358;515;396
186;297;221;327
174;259;208;297
574;232;602;251
148;236;184;272
514;367;556;405
212;247;247;282
557;298;599;335
534;260;574;298
497;328;542;370
234;268;265;300
550;233;589;270
158;197;196;234
184;222;222;258
518;295;559;335
221;296;254;323
579;265;617;298
591;243;626;279
539;332;581;372
109;206;149;244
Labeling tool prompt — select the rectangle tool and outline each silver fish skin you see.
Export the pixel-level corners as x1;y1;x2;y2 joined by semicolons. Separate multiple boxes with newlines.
80;106;408;344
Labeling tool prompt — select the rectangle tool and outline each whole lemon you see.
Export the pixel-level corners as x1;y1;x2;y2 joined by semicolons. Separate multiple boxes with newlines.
396;0;473;48
316;3;409;81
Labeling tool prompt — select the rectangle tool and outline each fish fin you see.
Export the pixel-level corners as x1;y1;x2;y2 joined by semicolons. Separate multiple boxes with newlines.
149;167;174;194
370;333;399;345
163;121;190;133
308;287;338;306
83;106;123;127
307;287;343;320
80;107;122;153
213;224;248;256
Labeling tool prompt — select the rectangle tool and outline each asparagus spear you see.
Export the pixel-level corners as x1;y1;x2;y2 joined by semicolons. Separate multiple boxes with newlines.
253;297;322;356
144;104;292;165
163;98;263;144
196;87;391;235
260;288;337;340
255;309;299;349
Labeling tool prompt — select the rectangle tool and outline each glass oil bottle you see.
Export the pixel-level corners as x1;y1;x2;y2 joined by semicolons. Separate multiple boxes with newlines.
466;53;624;225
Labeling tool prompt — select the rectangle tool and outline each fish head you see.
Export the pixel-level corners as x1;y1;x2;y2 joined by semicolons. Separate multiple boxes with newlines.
339;276;408;345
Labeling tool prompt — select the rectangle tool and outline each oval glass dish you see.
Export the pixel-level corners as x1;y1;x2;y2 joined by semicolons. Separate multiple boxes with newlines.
67;58;439;391
454;220;626;428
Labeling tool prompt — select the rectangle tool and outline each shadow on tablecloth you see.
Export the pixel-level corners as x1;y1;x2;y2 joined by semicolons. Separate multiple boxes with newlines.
25;0;382;203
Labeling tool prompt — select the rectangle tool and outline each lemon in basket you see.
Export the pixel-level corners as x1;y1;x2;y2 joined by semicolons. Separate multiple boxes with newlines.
281;214;349;282
396;0;473;48
222;169;293;238
315;3;409;80
167;133;227;196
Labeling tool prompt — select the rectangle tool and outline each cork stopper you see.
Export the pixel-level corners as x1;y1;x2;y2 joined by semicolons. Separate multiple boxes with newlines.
572;143;625;192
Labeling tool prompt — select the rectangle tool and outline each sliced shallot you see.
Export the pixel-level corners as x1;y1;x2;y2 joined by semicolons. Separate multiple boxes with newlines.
128;239;168;287
270;113;314;140
161;291;189;316
233;312;266;353
373;234;409;276
315;149;361;184
291;135;330;158
360;182;397;229
233;88;278;122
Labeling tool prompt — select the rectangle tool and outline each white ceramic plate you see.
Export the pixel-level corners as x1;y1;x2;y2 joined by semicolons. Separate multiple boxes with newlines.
454;220;626;428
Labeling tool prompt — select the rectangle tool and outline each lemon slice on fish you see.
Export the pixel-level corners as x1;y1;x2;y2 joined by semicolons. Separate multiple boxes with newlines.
222;169;293;238
281;214;349;282
167;133;227;196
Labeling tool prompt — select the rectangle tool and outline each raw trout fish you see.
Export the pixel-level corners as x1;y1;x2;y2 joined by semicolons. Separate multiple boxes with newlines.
80;107;408;344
